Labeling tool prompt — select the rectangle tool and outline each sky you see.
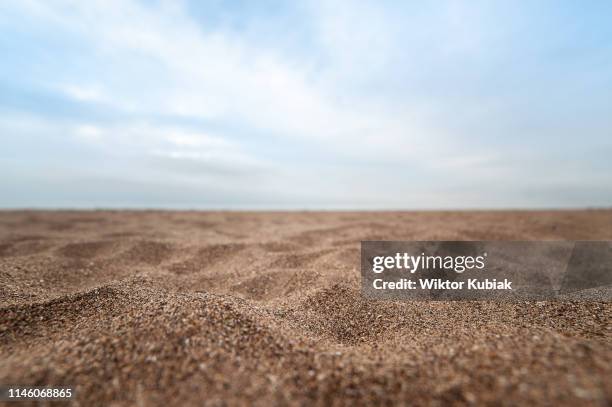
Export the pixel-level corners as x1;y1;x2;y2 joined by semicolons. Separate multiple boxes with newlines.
1;0;611;209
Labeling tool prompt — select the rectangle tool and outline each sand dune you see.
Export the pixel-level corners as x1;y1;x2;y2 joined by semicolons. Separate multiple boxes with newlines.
1;210;610;405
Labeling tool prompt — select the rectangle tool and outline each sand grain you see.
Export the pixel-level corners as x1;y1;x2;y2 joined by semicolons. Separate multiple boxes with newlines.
0;210;610;406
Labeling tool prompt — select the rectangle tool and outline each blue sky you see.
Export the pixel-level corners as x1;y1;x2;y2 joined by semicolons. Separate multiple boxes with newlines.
1;0;611;209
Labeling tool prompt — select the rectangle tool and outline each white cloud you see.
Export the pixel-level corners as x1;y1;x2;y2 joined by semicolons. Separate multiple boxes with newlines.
3;0;610;208
74;124;103;142
60;84;106;103
69;121;264;171
8;0;439;159
164;131;232;149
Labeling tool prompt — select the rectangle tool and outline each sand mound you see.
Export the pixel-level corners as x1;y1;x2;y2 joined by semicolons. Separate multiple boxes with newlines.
0;210;610;405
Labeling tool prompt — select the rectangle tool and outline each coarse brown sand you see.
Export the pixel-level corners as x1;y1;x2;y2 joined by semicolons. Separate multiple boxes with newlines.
0;210;610;406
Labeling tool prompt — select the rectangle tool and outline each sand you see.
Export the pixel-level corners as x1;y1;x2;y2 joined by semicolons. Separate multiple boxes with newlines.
0;210;610;406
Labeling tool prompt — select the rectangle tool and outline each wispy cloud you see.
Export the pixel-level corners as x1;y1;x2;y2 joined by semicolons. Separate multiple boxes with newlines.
1;0;611;208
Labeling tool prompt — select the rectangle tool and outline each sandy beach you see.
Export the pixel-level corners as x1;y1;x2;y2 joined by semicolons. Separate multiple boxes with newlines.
1;210;610;406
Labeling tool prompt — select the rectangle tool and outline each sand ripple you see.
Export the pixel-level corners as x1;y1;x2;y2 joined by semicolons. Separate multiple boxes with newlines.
1;210;611;405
